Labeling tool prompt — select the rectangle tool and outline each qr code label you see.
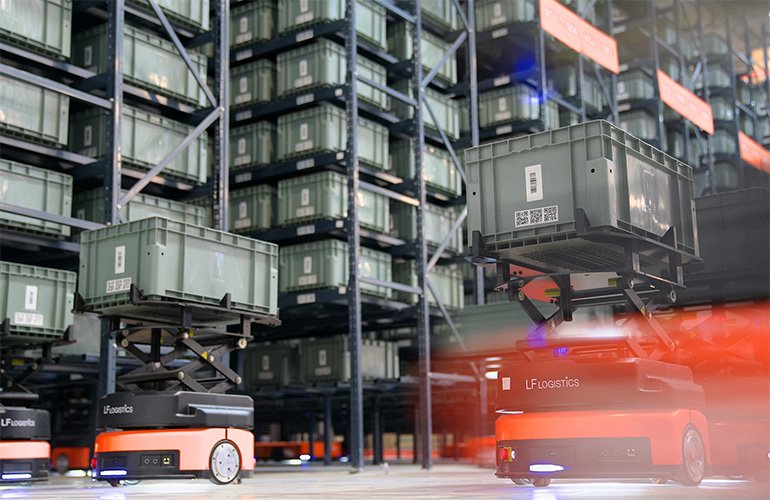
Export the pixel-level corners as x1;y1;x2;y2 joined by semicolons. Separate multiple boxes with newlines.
515;205;558;228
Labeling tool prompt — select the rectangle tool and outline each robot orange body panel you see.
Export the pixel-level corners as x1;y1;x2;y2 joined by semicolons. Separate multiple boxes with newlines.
0;441;50;460
94;427;254;481
497;409;710;466
0;406;51;482
91;392;256;485
494;358;710;485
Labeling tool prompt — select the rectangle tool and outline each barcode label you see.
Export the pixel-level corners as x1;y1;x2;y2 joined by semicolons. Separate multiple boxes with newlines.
524;164;543;202
493;75;511;87
235;110;253;121
106;277;132;294
235;172;252;184
297;225;315;236
233;218;252;229
296;206;315;218
515;206;558;228
235;49;252;61
298;275;317;286
297;293;316;305
14;312;44;327
295;75;313;89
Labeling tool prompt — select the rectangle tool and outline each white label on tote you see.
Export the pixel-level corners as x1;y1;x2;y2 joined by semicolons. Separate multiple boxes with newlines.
299;123;309;140
318;349;327;366
15;312;43;327
114;245;126;274
237;138;247;155
298;275;317;286
261;354;270;371
106;277;132;294
524;164;543;202
297;293;316;304
84;125;93;147
84;45;93;67
303;256;313;274
296;206;315;217
300;188;310;206
24;286;38;310
239;16;248;33
238;201;248;219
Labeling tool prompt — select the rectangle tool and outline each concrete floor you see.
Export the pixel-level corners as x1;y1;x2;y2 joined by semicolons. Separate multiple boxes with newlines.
1;464;769;499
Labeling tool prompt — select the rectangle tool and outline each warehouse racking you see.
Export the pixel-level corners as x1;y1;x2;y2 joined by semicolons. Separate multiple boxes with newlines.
226;0;479;471
1;0;769;484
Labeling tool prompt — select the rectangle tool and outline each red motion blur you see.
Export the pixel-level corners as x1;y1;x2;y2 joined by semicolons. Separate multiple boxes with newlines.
494;357;710;485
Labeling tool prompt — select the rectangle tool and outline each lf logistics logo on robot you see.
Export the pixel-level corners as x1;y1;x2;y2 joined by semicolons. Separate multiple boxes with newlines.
103;404;134;415
0;418;35;427
525;376;581;390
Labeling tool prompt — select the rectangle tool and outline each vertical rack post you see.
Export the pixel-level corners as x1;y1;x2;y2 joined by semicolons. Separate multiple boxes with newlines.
98;0;125;399
345;0;364;473
724;14;745;188
468;0;485;306
213;0;229;231
649;0;666;151
608;0;619;124
696;0;715;192
412;2;432;471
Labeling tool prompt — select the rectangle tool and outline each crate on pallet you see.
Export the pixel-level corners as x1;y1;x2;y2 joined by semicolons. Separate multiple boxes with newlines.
279;239;392;298
0;261;76;346
0;0;72;59
276;103;389;171
126;0;209;32
230;122;275;171
230;184;276;233
390;140;462;197
231;0;275;47
0;73;69;145
388;22;458;87
72;24;208;106
78;217;278;321
478;84;558;129
691;188;769;282
70;105;208;184
52;313;102;357
297;335;399;384
665;129;699;167
276;39;387;110
74;188;204;226
277;171;389;232
619;109;657;142
390;81;460;139
391;203;463;254
278;0;386;50
695;63;732;89
548;67;604;113
243;341;298;386
465;121;699;275
421;0;460;31
475;0;535;32
710;96;735;121
616;70;655;102
0;159;72;238
230;59;274;108
693;163;742;196
392;261;464;310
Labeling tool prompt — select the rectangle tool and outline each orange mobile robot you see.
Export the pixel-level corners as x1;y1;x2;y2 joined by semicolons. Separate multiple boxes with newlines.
495;356;710;487
92;391;255;485
0;398;50;483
